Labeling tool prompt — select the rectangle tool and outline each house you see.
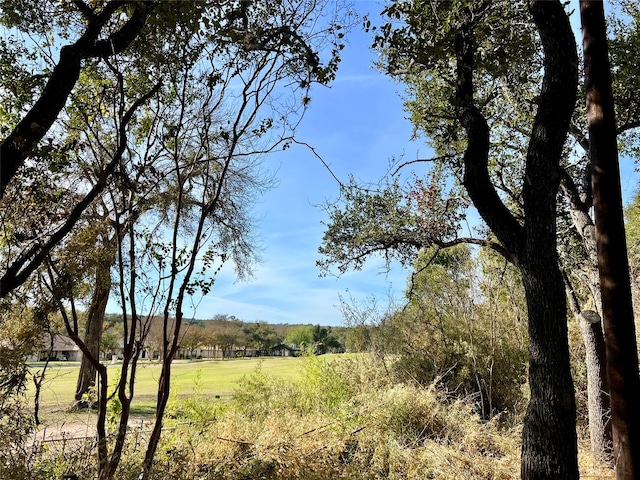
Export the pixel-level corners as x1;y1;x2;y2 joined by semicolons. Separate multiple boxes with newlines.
268;344;299;357
30;334;82;362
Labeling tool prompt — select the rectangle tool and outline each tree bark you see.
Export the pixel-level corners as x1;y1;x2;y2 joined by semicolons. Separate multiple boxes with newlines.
0;2;153;198
581;2;640;477
580;312;612;464
74;258;112;407
563;262;613;464
456;1;579;477
520;260;577;479
559;186;613;464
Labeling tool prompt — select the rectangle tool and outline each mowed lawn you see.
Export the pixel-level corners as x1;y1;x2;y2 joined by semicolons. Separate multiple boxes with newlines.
27;356;303;415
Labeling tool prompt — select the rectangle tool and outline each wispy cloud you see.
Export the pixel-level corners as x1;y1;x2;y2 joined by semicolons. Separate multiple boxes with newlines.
109;1;423;326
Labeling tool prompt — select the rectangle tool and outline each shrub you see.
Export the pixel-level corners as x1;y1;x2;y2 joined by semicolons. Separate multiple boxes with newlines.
293;354;353;416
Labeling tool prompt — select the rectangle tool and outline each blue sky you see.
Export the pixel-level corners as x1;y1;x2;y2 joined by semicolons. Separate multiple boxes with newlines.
184;0;640;327
189;1;427;326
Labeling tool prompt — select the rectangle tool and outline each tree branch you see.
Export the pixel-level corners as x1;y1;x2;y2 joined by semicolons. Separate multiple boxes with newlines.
0;82;162;298
0;1;154;198
559;167;589;213
455;13;524;258
391;153;459;176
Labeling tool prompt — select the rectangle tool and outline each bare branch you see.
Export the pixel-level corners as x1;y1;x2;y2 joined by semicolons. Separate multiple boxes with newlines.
291;138;345;188
0;82;162;297
391;153;458;176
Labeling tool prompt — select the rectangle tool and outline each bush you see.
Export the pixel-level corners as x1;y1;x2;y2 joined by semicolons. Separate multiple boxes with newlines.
144;356;520;480
167;368;228;425
293;354;353;416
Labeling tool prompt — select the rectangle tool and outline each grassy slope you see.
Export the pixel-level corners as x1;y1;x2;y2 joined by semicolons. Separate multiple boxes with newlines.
27;356;302;414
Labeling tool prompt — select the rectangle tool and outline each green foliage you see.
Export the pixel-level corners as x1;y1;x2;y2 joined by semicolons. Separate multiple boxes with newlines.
0;384;33;479
232;356;353;420
243;322;284;352
318;178;428;274
610;1;640;159
285;324;344;353
34;357;624;479
148;357;520;480
1;2;354;474
626;189;640;277
167;368;228;426
0;37;44;134
0;304;40;463
284;324;314;346
311;324;344;353
360;245;529;419
231;361;294;419
375;0;540;173
295;355;352;416
106;370;123;434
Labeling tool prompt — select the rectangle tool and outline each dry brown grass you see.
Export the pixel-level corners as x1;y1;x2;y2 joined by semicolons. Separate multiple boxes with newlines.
142;357;525;479
22;355;616;479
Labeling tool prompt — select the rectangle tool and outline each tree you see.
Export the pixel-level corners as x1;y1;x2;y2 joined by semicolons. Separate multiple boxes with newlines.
0;1;163;298
0;1;155;199
322;1;580;477
99;320;122;359
179;321;206;359
244;322;284;353
284;324;343;353
285;324;315;348
309;324;343;354
205;315;245;358
65;209;123;406
580;2;640;477
10;2;348;478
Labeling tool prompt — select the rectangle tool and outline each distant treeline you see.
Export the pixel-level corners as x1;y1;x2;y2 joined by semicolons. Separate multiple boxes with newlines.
101;313;349;357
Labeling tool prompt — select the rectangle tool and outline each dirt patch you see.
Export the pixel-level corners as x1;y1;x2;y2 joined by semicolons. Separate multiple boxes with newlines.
29;412;151;445
31;420;96;443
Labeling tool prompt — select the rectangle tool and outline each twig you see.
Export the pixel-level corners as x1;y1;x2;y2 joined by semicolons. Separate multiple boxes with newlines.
291;138;345;188
391;153;458;176
298;422;334;437
216;436;253;446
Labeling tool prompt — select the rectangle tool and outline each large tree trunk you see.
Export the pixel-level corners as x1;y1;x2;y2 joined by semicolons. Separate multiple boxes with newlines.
520;259;578;479
581;2;640;477
519;3;579;476
456;2;579;477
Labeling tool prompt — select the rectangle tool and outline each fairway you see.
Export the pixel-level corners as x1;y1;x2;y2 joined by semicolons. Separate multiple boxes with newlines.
27;356;302;415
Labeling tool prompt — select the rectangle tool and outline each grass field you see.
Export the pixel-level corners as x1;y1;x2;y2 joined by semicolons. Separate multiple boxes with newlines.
27;356;303;418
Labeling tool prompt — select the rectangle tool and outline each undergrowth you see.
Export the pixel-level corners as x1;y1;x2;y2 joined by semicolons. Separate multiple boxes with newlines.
20;355;614;479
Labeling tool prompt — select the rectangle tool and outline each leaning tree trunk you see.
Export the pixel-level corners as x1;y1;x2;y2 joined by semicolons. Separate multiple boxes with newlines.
581;2;640;477
74;258;112;408
561;202;613;463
